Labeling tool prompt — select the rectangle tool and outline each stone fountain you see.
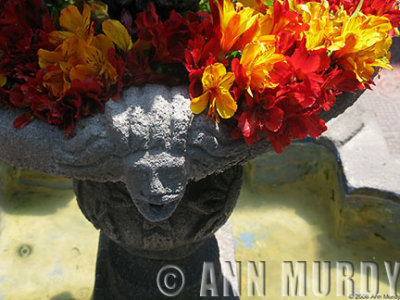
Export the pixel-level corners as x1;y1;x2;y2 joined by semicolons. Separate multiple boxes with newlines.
0;1;365;299
0;84;361;299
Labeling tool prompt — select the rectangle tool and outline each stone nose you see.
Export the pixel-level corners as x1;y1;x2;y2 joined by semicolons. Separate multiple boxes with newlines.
148;173;165;196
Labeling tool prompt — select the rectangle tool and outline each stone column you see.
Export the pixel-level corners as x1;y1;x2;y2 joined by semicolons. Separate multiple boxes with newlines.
74;165;243;299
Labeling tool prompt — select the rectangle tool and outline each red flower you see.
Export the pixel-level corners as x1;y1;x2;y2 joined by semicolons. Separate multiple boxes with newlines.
232;42;336;152
135;4;212;65
0;0;55;82
232;91;284;146
0;0;55;119
59;79;105;135
328;0;400;30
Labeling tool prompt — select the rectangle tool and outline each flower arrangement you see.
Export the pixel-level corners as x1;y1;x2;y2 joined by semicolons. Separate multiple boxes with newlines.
0;0;398;152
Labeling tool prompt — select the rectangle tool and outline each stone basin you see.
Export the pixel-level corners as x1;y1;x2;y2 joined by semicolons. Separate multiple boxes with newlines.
0;77;372;298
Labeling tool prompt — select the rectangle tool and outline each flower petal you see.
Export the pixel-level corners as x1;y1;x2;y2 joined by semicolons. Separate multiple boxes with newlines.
13;112;34;129
102;19;133;53
38;49;64;69
60;4;87;32
190;92;210;114
92;34;115;57
216;90;237;119
43;69;66;98
202;63;227;89
70;64;97;83
48;31;74;46
219;72;235;90
0;74;6;87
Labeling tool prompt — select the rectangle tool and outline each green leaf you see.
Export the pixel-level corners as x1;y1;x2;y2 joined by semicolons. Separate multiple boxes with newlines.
264;0;274;7
199;0;211;13
226;50;242;62
351;0;365;17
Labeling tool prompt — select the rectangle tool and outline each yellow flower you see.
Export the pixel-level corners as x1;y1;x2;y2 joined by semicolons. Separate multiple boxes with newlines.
331;13;393;83
191;63;237;121
102;19;133;53
0;73;6;87
215;0;260;53
296;0;343;50
295;0;393;84
237;41;284;93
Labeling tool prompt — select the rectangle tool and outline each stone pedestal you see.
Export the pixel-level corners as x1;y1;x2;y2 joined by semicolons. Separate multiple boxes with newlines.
75;165;242;299
94;226;239;299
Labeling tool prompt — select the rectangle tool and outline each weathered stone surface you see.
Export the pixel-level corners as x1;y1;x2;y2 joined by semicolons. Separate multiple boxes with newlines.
93;223;239;300
76;164;242;299
323;92;400;195
0;84;360;221
75;165;242;255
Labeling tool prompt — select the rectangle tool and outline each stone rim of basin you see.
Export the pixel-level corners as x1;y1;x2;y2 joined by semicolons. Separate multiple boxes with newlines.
0;84;362;221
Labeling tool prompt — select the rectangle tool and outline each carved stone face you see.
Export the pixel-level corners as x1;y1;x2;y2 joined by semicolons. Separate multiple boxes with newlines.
124;151;187;222
96;85;194;222
74;165;243;257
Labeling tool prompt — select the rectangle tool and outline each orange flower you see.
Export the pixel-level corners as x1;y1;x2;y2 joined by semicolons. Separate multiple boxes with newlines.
49;3;94;46
295;0;339;50
37;4;132;98
214;0;260;53
191;63;237;121
255;0;305;46
232;41;284;94
39;36;117;98
238;0;268;14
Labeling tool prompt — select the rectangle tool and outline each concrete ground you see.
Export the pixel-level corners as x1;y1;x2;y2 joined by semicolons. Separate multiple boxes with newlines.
356;36;400;158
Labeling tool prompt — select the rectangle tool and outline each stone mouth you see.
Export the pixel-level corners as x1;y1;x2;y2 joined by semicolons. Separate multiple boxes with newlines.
137;192;183;205
134;200;180;222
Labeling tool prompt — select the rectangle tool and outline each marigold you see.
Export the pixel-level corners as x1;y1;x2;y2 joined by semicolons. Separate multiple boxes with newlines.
190;63;237;121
